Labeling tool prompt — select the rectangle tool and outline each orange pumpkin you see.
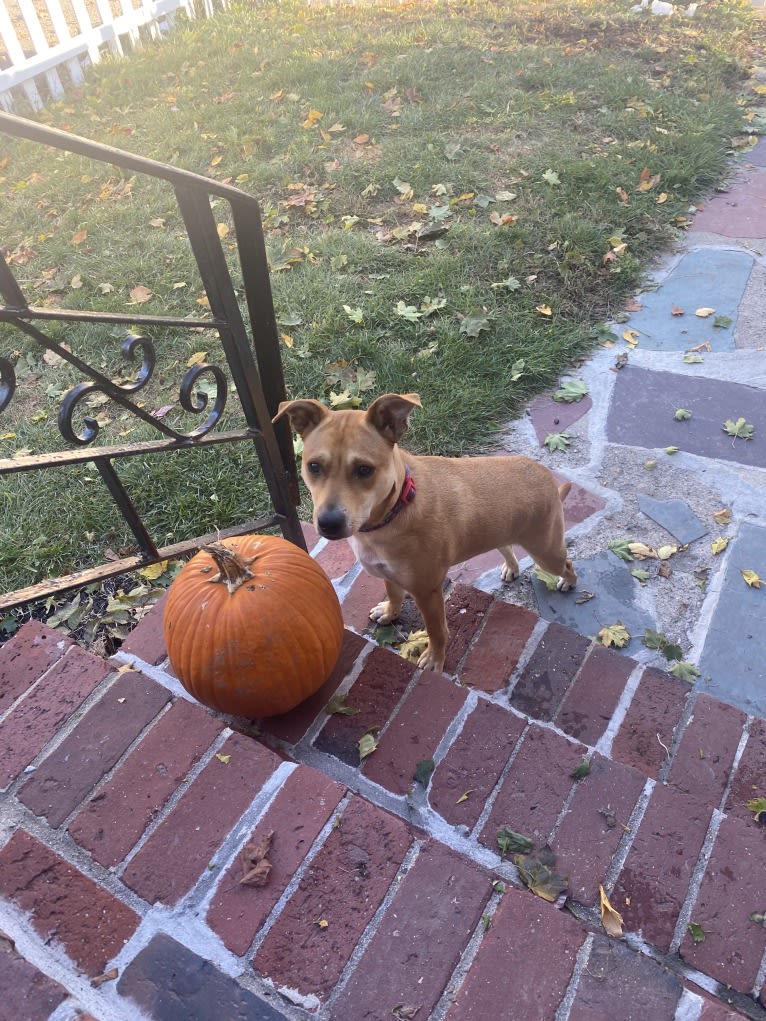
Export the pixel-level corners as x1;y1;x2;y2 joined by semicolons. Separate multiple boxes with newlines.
163;534;344;717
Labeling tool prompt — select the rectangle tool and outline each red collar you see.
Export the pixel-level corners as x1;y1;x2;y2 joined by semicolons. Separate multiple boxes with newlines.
359;467;416;532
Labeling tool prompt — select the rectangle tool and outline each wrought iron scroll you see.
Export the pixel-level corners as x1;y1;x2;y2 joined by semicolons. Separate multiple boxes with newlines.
0;110;305;611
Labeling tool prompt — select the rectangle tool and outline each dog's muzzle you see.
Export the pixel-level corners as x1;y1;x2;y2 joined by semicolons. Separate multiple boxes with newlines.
316;506;350;540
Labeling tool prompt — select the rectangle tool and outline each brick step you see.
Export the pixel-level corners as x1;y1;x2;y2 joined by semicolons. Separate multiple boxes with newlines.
0;581;764;1020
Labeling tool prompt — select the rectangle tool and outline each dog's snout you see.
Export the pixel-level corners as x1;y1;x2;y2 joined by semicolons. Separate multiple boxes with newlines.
316;506;350;540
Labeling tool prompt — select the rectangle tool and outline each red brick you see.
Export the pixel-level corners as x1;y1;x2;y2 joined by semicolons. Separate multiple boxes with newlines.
121;732;281;905
258;629;368;746
445;886;587;1021
459;601;537;693
556;644;634;746
680;814;766;993
363;670;468;794
119;594;167;665
331;840;492;1020
341;569;387;633
68;697;224;867
611;666;690;778
0;645;111;790
479;725;586;853
726;717;766;824
313;536;356;579
568;935;681;1020
0;621;72;713
253;796;412;1001
430;701;526;831
510;622;590;721
207;766;346;956
0;943;68;1020
0;830;139;976
314;645;415;766
443;584;494;674
613;783;713;952
552;753;646;907
667;695;746;807
698;995;754;1020
18;671;171;827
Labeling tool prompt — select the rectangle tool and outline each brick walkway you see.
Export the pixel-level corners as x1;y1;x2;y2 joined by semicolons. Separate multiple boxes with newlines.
1;523;766;1019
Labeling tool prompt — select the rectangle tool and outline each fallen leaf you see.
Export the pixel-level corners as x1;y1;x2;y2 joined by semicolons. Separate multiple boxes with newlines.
713;508;732;526
711;537;729;555
723;417;754;441
553;379;589;403
72;229;88;245
399;629;429;663
497;827;534;857
669;660;701;682
129;285;152;304
741;568;763;589
358;729;379;761
599;885;624;937
240;831;274;887
515;846;568;902
747;796;766;822
598;622;631;649
571;759;591;780
456;790;475;804
695;307;715;318
622;329;640;347
671;305;684;316
687;922;706;944
608;538;634;562
326;694;359;716
91;967;119;988
392;1006;422;1020
302;108;323;128
215;753;231;764
674;408;692;421
414;759;435;787
628;542;657;560
544;432;571;452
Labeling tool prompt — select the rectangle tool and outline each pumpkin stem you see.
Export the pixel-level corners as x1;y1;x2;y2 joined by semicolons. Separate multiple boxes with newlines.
202;542;258;594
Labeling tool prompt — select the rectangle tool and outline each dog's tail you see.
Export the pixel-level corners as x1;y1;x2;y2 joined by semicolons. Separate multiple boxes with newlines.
558;481;572;503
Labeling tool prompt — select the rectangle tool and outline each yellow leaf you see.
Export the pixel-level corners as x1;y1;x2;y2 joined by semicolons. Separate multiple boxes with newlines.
216;223;230;239
598;622;631;648
315;918;329;929
599;885;624;938
215;753;231;764
280;332;294;348
628;542;657;560
399;629;429;663
148;217;165;228
656;192;668;204
713;508;732;526
622;329;640;347
711;537;729;555
411;202;429;214
71;229;88;245
695;307;716;318
741;568;763;589
657;545;678;560
302;108;323;129
71;274;83;289
138;560;168;580
196;294;211;308
456;790;475;804
186;351;207;367
536;304;553;316
210;154;223;167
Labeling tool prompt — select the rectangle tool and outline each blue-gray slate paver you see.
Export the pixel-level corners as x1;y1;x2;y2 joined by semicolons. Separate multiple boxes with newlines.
117;934;288;1021
637;494;708;545
620;248;752;351
532;552;656;659
607;366;766;469
697;522;766;717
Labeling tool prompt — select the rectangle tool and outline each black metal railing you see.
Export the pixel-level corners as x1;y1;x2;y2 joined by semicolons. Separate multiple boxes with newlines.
0;111;305;611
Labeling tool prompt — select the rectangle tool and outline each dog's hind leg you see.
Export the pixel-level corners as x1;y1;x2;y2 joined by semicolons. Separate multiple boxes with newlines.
498;545;520;583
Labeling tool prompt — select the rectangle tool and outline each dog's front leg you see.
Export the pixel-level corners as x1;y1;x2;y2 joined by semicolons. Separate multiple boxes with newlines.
411;586;449;673
369;579;406;627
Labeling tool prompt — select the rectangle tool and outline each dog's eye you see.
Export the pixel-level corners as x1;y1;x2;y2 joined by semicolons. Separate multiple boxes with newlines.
355;464;375;479
306;461;322;476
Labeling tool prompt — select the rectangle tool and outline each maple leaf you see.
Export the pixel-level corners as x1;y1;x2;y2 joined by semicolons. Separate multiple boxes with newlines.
459;312;491;337
129;285;152;304
608;538;634;562
553;379;589;403
544;432;571;452
598;622;631;648
723;417;754;441
301;108;323;128
399;629;429;662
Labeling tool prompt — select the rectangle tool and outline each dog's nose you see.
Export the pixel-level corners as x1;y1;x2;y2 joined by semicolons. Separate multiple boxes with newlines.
316;506;349;540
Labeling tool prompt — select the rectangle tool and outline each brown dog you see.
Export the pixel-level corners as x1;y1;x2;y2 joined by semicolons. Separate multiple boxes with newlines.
274;393;577;672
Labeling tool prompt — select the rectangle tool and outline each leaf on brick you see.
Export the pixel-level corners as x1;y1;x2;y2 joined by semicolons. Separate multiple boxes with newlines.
497;827;534;858
668;660;700;683
399;629;429;662
358;729;379;761
571;758;591;780
514;846;568;902
240;830;274;887
747;797;766;823
687;922;706;944
326;694;360;716
413;758;435;787
599;885;624;938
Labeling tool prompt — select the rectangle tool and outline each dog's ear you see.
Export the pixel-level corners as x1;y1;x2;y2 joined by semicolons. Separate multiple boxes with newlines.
366;393;421;445
273;399;329;438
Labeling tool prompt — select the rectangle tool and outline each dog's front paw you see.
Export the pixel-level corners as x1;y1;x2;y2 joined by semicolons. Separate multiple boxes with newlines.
369;600;398;625
500;563;519;583
417;643;445;673
556;577;574;592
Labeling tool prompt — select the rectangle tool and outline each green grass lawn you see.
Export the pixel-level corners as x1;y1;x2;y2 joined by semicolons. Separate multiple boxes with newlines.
0;0;764;602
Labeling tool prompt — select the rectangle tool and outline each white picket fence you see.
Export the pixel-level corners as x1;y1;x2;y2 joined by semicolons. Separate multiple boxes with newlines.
0;0;230;112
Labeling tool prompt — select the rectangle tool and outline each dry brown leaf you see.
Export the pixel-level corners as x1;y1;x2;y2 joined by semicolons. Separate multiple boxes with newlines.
240;830;274;887
91;967;119;988
599;885;624;937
